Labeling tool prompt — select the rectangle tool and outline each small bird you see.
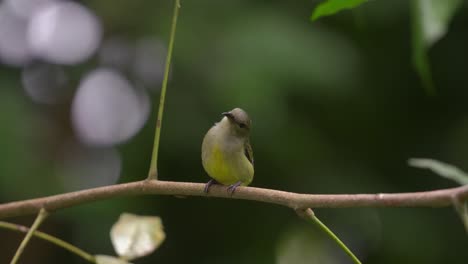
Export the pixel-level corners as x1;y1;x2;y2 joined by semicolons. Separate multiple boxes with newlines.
201;108;254;194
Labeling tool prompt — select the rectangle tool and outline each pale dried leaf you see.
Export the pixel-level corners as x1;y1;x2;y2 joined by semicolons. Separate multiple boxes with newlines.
95;255;133;264
110;213;165;260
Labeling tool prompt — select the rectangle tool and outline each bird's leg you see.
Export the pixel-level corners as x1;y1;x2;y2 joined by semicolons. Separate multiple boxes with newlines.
204;179;218;193
227;181;242;195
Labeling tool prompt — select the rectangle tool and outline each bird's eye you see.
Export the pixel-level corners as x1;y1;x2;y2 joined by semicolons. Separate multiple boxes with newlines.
238;123;246;128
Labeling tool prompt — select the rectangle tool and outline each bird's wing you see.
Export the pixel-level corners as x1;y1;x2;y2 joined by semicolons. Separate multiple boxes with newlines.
244;139;254;165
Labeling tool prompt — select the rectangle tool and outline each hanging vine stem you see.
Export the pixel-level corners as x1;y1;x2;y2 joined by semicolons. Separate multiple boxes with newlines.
0;221;95;263
10;208;49;264
297;208;362;264
147;0;181;180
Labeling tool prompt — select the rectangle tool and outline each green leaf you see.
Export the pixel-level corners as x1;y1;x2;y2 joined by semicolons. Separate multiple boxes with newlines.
311;0;368;21
411;0;462;94
110;213;166;261
408;158;468;185
409;158;468;233
95;255;132;264
453;201;468;233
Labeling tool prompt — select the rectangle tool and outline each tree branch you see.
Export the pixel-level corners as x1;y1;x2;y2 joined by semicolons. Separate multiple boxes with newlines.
1;180;467;219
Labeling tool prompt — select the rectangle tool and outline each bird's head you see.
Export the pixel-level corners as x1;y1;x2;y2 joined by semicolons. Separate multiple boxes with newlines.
222;108;251;137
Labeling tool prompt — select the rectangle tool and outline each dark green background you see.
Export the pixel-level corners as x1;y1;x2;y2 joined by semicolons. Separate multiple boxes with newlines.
1;0;467;263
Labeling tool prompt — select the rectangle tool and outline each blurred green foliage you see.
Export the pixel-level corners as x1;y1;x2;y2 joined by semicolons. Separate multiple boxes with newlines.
1;0;468;263
411;0;463;94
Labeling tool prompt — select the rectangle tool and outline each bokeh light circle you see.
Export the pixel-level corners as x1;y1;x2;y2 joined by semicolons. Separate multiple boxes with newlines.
0;4;31;66
72;68;150;146
56;141;122;191
28;1;102;64
5;0;58;19
22;62;68;104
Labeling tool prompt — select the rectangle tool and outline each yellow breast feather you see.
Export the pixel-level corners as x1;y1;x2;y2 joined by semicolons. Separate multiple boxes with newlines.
204;143;240;185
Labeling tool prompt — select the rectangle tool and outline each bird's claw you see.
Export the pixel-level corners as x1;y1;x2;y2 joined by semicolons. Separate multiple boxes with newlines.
204;179;218;193
227;181;242;195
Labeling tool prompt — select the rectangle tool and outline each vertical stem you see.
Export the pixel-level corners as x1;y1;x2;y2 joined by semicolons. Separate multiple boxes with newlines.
10;208;49;264
0;221;95;263
298;208;362;264
147;0;181;180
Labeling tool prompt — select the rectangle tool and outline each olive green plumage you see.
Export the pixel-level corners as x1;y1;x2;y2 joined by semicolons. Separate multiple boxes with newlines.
201;108;254;193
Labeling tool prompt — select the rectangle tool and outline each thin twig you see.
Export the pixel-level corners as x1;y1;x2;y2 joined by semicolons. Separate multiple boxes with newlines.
147;0;181;180
0;221;95;263
10;208;49;264
297;208;361;264
1;180;467;219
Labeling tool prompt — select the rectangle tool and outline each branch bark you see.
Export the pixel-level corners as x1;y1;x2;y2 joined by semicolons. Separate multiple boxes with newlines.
1;180;467;219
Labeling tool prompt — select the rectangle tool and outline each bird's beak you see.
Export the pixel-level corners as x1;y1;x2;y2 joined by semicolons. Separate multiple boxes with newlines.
222;111;233;119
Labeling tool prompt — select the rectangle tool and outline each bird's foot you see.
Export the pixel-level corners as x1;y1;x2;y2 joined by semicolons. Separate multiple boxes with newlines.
204;179;218;193
227;181;242;195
